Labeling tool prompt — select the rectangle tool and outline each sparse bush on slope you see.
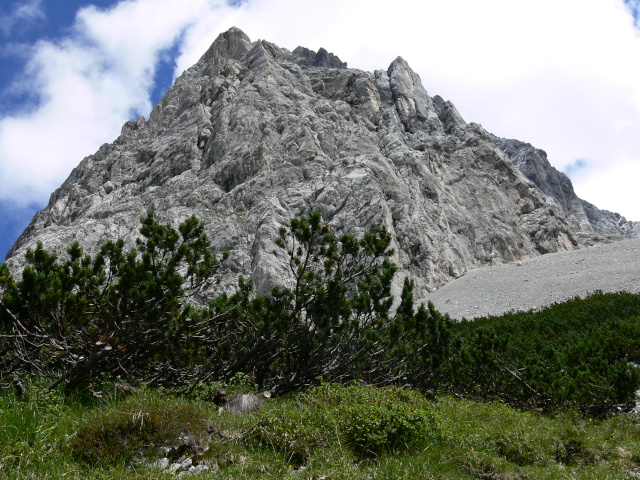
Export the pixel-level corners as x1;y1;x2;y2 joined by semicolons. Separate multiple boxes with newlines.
0;208;444;396
0;211;227;391
198;207;450;394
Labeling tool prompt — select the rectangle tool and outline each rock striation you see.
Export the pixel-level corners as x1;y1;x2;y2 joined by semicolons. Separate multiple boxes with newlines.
292;46;347;69
492;136;639;245
5;27;637;297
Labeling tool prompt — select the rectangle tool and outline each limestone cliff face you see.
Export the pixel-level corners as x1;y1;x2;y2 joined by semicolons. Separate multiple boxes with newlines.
493;136;639;245
8;27;624;296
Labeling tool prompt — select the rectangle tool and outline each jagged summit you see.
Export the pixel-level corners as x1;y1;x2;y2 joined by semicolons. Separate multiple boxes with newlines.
6;27;638;296
292;46;347;69
201;26;252;62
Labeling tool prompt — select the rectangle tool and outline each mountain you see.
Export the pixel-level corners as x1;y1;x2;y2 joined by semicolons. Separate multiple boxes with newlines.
492;136;640;245
5;27;638;297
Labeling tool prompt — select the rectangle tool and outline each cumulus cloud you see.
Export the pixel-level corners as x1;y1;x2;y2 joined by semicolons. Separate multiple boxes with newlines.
0;0;230;205
0;0;45;37
1;0;639;222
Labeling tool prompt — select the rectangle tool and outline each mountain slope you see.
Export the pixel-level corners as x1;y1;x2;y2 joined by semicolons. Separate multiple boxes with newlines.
6;27;635;296
493;136;639;244
421;236;640;319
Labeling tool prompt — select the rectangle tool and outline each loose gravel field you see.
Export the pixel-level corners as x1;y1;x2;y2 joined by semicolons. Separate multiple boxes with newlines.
419;237;640;320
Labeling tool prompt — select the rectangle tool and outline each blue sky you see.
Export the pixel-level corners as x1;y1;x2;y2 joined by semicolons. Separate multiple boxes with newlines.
1;0;640;261
626;0;640;24
0;0;122;260
0;0;199;259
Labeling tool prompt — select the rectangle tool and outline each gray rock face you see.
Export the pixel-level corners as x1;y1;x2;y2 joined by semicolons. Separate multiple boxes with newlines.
7;27;628;297
223;392;262;414
292;46;347;69
492;136;639;244
580;200;640;242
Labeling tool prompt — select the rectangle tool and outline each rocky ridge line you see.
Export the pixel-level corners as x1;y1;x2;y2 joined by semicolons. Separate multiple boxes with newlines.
492;136;639;244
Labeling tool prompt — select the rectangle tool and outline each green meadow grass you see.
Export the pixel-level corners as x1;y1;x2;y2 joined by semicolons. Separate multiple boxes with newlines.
1;381;640;479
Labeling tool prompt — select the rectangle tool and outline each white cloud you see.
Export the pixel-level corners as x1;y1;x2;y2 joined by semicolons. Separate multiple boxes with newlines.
0;0;229;204
0;0;45;37
570;158;640;216
1;0;640;222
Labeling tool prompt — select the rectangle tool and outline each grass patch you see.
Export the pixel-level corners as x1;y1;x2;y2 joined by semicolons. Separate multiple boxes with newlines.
69;389;211;466
1;382;640;478
0;379;84;475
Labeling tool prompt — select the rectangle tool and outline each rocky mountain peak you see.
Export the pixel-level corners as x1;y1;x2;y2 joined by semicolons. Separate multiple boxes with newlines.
5;27;637;297
292;46;347;69
202;26;252;62
385;56;435;133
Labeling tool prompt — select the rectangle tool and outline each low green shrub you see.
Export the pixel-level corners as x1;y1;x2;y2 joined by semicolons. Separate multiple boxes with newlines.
252;403;324;465
3;206;639;419
447;292;640;414
69;391;210;466
251;383;440;462
306;383;440;459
